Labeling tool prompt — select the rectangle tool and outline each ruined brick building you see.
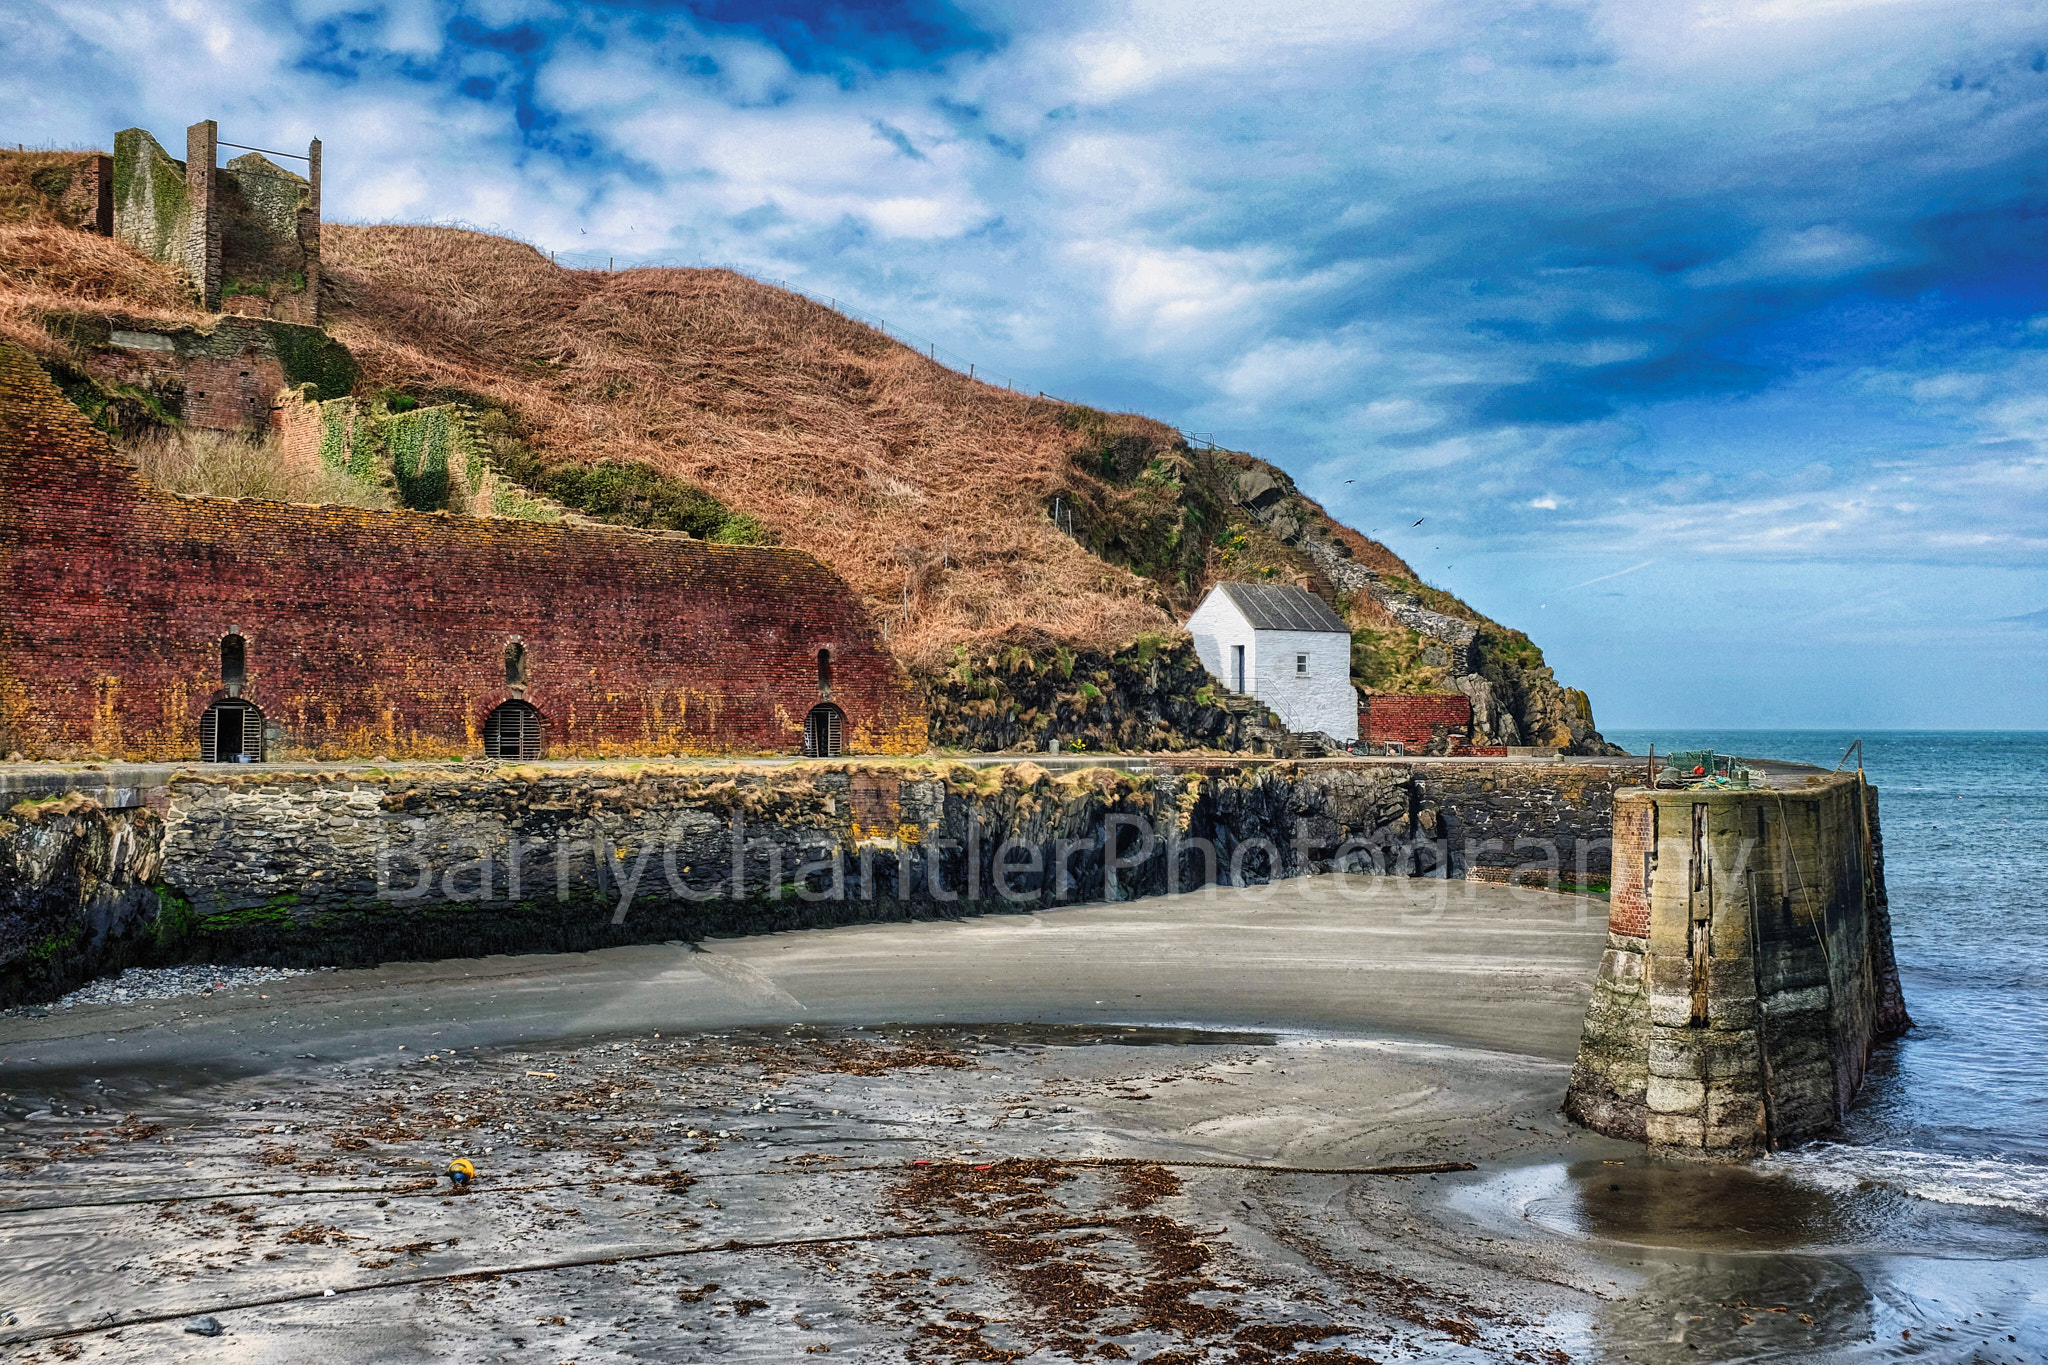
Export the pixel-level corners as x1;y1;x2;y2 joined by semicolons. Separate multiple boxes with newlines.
0;125;932;763
112;119;322;323
0;343;926;761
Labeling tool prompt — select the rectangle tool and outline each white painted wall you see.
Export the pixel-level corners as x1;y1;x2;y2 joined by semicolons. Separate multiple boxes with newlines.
1186;589;1249;692
1184;590;1358;741
1251;628;1358;741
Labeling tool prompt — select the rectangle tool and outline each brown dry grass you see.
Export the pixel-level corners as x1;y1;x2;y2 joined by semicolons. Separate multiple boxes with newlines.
119;426;393;510
0;223;206;355
0;202;1417;668
0;150;94;226
321;224;1179;665
0;149;206;353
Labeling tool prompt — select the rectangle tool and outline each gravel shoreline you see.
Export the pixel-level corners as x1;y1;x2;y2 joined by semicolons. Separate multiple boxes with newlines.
3;964;330;1016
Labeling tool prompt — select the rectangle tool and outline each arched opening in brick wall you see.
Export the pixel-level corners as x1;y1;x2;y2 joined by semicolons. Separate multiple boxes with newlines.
201;699;263;763
483;699;544;761
220;633;246;693
817;647;832;694
504;639;528;687
804;703;845;758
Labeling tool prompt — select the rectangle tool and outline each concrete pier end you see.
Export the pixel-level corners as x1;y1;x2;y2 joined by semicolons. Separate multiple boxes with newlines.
1564;771;1910;1159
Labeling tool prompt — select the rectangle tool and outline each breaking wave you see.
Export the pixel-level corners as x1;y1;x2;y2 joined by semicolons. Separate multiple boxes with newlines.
1769;1144;2048;1218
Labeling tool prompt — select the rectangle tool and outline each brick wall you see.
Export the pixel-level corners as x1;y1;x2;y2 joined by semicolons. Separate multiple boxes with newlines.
1359;693;1472;750
74;315;354;433
0;343;927;760
182;353;286;430
1608;798;1652;937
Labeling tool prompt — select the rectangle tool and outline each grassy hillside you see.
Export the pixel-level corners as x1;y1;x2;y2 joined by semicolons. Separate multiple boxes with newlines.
0;148;1615;751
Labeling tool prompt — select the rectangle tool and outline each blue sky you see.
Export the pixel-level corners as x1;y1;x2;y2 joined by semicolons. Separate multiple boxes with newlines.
7;0;2046;729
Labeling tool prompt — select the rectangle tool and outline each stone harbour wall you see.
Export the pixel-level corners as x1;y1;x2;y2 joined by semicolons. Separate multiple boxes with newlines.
1564;775;1911;1158
0;756;1629;1001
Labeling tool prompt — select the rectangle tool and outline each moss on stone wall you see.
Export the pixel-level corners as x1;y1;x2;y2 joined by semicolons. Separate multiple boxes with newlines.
270;324;357;401
111;128;193;267
499;444;769;542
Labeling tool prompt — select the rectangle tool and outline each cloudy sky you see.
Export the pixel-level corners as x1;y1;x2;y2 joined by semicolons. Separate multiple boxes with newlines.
9;0;2046;729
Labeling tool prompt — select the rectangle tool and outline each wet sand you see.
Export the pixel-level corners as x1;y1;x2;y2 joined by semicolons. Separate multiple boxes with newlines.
2;876;2041;1361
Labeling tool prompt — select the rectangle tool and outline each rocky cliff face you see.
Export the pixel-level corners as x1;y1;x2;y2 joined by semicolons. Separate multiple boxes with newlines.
1053;415;1622;756
919;633;1293;754
0;795;167;1003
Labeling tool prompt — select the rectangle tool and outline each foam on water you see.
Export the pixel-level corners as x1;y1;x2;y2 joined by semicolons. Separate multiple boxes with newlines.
1769;1143;2048;1218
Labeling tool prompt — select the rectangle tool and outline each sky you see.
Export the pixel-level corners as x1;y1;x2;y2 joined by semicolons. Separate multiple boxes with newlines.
6;0;2046;730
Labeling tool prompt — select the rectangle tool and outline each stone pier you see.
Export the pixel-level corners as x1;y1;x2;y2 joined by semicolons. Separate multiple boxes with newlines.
1565;772;1910;1158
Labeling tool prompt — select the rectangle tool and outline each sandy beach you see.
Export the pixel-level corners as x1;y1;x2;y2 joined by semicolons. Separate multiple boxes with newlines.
2;875;2039;1361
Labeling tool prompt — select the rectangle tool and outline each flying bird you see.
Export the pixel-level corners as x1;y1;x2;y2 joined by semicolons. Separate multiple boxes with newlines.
1412;517;1425;526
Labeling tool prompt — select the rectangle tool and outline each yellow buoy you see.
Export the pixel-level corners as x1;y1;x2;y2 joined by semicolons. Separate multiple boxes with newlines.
446;1157;476;1189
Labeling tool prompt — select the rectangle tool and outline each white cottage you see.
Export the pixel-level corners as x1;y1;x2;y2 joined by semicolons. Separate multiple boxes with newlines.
1185;582;1358;742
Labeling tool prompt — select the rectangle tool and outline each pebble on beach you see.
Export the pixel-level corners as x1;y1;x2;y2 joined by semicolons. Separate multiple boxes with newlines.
4;964;329;1015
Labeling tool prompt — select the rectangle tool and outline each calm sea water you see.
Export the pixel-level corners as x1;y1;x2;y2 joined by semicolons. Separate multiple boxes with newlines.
1607;730;2048;1219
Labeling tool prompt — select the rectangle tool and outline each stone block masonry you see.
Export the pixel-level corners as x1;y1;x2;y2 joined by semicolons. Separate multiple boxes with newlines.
0;342;926;762
0;754;1632;1002
113;121;321;322
144;756;1619;973
1565;774;1911;1157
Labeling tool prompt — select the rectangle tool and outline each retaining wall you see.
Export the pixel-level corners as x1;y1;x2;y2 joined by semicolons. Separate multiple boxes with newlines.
0;757;1627;1000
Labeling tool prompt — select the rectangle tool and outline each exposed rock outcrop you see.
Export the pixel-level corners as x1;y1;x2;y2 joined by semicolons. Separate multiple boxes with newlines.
0;795;167;1003
920;633;1292;754
1210;455;1623;756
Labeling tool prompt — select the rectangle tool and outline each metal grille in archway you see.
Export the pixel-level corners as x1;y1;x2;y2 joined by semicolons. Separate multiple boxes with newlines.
483;700;544;761
200;700;264;763
804;703;845;758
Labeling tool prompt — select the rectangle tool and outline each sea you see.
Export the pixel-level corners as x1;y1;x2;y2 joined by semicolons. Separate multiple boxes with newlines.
1587;729;2048;1359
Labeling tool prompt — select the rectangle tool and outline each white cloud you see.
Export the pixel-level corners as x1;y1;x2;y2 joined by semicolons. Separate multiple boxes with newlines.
6;0;2047;723
1686;225;1896;287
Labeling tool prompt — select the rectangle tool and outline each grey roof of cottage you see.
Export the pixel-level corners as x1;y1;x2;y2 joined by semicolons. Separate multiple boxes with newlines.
1213;582;1350;634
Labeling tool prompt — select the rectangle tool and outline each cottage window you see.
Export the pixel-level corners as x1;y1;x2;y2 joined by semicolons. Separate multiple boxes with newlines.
805;703;845;758
1296;653;1310;677
483;700;544;761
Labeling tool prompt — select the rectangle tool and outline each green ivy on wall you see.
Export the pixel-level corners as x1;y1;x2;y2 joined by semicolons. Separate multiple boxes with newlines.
271;326;358;402
384;405;455;512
